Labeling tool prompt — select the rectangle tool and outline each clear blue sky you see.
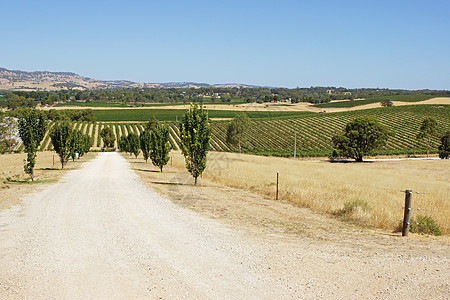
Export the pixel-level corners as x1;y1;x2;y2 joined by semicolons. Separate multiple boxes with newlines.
1;0;449;89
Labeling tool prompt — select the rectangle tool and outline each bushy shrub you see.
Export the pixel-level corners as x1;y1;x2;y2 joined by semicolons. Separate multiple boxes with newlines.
410;215;442;236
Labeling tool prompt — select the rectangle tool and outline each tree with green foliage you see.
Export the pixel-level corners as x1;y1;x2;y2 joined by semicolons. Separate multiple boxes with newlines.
17;109;47;180
118;135;129;153
332;117;390;162
179;103;211;184
68;129;84;161
140;129;152;163
145;115;158;131
380;99;393;107
417;117;439;158
81;134;92;157
100;126;116;149
6;95;35;110
438;131;450;159
149;123;171;172
226;112;250;153
127;132;140;158
50;122;73;169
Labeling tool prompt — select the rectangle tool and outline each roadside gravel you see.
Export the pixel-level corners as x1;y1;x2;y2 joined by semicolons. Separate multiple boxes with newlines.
0;152;448;299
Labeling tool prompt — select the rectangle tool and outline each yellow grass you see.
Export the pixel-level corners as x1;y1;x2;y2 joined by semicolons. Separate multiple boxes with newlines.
169;150;450;234
0;151;96;210
38;97;450;113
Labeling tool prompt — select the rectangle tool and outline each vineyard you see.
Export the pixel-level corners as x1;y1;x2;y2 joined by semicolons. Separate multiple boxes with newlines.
14;105;450;157
92;108;311;122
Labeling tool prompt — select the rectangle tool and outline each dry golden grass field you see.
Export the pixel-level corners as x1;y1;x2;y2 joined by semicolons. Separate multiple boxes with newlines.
0;151;96;210
154;151;449;235
43;97;450;112
1;150;449;236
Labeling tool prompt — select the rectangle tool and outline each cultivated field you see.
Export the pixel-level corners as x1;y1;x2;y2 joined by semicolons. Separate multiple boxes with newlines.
18;104;450;157
4;102;449;235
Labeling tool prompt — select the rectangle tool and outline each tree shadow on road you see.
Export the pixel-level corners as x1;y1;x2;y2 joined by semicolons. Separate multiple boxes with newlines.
151;181;194;186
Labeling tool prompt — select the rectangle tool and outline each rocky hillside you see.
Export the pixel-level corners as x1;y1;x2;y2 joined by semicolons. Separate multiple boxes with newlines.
0;67;255;91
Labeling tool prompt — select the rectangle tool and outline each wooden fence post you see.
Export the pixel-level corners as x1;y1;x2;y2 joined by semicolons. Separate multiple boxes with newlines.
276;171;279;200
402;190;413;236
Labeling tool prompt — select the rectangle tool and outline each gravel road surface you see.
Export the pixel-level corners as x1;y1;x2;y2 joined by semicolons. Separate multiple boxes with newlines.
0;152;448;299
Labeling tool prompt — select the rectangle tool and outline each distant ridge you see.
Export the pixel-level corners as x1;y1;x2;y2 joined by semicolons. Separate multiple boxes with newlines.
0;67;257;91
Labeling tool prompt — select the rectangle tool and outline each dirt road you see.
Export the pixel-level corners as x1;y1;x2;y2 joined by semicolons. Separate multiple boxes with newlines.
0;153;448;299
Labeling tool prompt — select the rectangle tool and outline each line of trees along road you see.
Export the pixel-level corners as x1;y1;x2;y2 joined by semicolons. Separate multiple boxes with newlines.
5;105;449;184
118;104;211;183
50;122;92;169
119;117;172;173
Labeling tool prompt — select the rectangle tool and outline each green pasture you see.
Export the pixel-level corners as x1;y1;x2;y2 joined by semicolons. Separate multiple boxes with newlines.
93;109;313;122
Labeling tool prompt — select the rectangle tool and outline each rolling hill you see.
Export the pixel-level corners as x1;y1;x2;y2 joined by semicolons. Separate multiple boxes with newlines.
0;67;256;91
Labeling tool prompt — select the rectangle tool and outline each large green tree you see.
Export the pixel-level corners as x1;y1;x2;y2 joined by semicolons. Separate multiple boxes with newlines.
50;122;72;169
145;115;158;131
332;117;390;162
226;112;250;153
17;109;47;180
149;123;171;172
140;129;152;163
417;117;439;158
118;135;129;153
68;129;84;161
179;103;211;184
100;126;116;149
438;131;450;159
127;132;140;158
81;134;92;157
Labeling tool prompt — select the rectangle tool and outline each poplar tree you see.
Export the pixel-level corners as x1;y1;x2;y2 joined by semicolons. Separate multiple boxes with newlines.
127;132;140;158
149;123;171;172
100;126;115;149
81;134;92;157
140;129;152;163
68;129;83;161
179;103;211;184
17;109;47;180
50;122;72;169
118;135;129;153
145;115;158;131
